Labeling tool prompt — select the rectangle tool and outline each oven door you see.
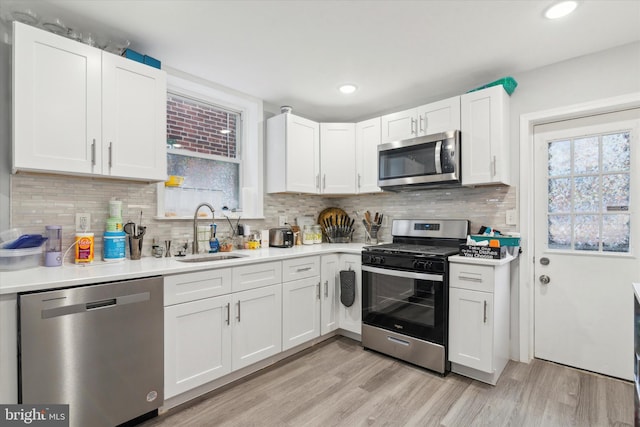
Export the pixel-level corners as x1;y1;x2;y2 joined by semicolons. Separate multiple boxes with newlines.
362;265;446;345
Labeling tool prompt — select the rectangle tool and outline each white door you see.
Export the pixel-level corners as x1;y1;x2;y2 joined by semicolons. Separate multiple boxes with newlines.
102;53;167;181
286;115;320;193
534;108;640;380
338;255;362;335
231;284;282;370
320;123;356;194
380;107;417;144
282;277;320;350
355;117;382;194
418;96;461;136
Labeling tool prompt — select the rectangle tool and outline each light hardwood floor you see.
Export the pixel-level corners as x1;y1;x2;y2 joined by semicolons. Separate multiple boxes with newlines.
143;337;633;426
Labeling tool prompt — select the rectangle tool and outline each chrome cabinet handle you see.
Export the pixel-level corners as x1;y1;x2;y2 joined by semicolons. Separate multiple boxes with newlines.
410;117;416;134
458;273;483;282
108;142;113;169
296;267;312;272
91;139;96;166
323;174;326;190
236;300;241;322
317;282;320;300
492;156;497;177
358;174;361;188
419;115;424;133
483;301;488;323
324;280;328;298
226;302;230;325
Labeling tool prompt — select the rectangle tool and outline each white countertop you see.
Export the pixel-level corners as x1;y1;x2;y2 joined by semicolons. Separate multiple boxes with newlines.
0;243;364;295
449;254;518;266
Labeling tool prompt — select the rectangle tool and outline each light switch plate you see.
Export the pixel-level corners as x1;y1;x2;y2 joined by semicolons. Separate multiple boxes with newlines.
505;209;517;226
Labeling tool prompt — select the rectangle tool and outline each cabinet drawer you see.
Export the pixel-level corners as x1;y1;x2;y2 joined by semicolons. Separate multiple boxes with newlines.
232;261;282;292
449;263;495;293
164;268;232;306
282;256;320;282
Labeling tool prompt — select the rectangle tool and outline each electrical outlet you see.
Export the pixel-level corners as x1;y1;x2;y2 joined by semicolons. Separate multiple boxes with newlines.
505;209;517;226
76;213;91;232
278;215;287;226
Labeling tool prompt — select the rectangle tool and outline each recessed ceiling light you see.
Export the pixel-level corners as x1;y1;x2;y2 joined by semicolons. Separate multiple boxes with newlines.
338;84;357;94
544;1;578;19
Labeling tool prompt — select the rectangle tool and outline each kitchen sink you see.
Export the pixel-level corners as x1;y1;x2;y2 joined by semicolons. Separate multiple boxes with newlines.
175;253;247;263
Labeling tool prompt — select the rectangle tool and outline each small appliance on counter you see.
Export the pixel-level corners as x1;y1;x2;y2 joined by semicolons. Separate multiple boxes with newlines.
269;227;294;248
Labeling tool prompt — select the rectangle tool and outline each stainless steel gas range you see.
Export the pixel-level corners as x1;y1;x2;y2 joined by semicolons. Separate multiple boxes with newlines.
361;218;469;374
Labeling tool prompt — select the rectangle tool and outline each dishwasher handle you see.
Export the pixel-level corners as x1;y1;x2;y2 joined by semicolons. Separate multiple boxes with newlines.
41;292;150;319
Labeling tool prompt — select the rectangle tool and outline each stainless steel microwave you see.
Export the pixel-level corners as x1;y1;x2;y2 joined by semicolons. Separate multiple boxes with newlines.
377;130;461;191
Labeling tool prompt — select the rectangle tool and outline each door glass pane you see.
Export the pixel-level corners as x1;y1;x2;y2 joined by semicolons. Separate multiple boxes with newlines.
548;178;571;213
573;176;599;212
546;130;631;254
574;136;599;174
574;214;600;251
548;140;571;176
603;174;630;212
602;132;630;172
602;214;630;252
548;215;572;249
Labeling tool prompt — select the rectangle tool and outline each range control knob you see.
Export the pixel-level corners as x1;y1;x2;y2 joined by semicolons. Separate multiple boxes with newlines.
371;256;385;265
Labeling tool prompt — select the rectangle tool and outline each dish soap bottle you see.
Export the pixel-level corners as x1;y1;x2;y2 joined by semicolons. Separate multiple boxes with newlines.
209;223;220;253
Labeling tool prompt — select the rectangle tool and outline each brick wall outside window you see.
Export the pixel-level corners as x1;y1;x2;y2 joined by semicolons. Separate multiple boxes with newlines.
167;94;238;158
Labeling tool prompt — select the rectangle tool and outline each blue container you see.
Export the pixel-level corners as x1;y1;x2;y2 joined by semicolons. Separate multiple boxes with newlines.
143;55;161;69
103;231;126;262
122;48;144;64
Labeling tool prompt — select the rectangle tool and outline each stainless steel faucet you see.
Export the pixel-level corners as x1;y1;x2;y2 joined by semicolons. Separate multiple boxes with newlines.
193;202;215;254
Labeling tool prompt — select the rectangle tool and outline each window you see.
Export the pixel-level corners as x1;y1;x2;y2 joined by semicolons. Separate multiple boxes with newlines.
547;130;631;252
164;93;241;217
158;71;263;219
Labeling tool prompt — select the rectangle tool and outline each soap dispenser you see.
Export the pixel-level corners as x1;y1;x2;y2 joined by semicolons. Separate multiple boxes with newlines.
209;224;219;253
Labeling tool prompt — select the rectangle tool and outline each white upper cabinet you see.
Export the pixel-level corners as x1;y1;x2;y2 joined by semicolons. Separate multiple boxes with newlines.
320;123;356;194
380;96;461;144
13;22;101;175
460;85;510;186
102;53;167;181
12;22;167;181
266;113;320;193
355;117;381;194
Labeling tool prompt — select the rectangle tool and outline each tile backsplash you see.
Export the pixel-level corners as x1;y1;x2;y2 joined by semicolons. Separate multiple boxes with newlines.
10;173;516;263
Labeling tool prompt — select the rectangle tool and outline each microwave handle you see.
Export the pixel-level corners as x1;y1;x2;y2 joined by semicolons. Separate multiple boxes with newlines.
435;140;442;174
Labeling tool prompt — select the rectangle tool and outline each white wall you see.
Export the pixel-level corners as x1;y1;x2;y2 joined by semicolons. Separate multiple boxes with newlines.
0;21;10;231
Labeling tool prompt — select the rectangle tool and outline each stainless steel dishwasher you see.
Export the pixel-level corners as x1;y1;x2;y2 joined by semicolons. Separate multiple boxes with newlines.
18;276;164;427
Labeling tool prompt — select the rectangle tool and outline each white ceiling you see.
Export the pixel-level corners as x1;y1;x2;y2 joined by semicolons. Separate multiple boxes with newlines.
2;0;640;121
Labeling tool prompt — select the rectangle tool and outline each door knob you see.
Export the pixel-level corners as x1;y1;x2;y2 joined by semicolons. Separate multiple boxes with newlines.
540;257;550;265
539;275;550;285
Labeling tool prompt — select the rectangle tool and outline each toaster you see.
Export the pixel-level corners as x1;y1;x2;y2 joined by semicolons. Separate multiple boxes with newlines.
269;227;294;248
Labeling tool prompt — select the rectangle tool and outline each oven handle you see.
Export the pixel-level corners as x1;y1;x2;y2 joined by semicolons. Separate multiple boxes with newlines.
362;265;443;282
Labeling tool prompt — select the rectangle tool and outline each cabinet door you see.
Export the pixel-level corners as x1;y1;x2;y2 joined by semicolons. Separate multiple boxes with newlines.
282;277;321;350
338;254;362;336
320;123;356;194
164;295;232;398
232;284;282;370
355;117;382;194
418;96;461;135
449;287;494;373
102;53;167;181
286;114;320;193
320;254;339;335
461;85;510;186
13;22;101;175
380;108;418;144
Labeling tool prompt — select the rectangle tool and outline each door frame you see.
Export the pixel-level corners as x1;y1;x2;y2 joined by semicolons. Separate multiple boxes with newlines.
518;92;640;363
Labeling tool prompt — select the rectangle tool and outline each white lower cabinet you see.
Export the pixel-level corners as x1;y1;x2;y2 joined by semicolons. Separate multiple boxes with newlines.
320;254;339;335
448;260;510;385
282;277;321;350
164;262;282;398
232;284;282;370
338;254;362;336
164;294;232;398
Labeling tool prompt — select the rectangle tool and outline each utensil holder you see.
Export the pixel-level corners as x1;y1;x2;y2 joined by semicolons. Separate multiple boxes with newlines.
365;226;379;245
128;236;143;260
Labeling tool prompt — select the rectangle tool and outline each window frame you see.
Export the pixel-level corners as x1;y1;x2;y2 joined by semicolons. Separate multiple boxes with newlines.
156;68;264;219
